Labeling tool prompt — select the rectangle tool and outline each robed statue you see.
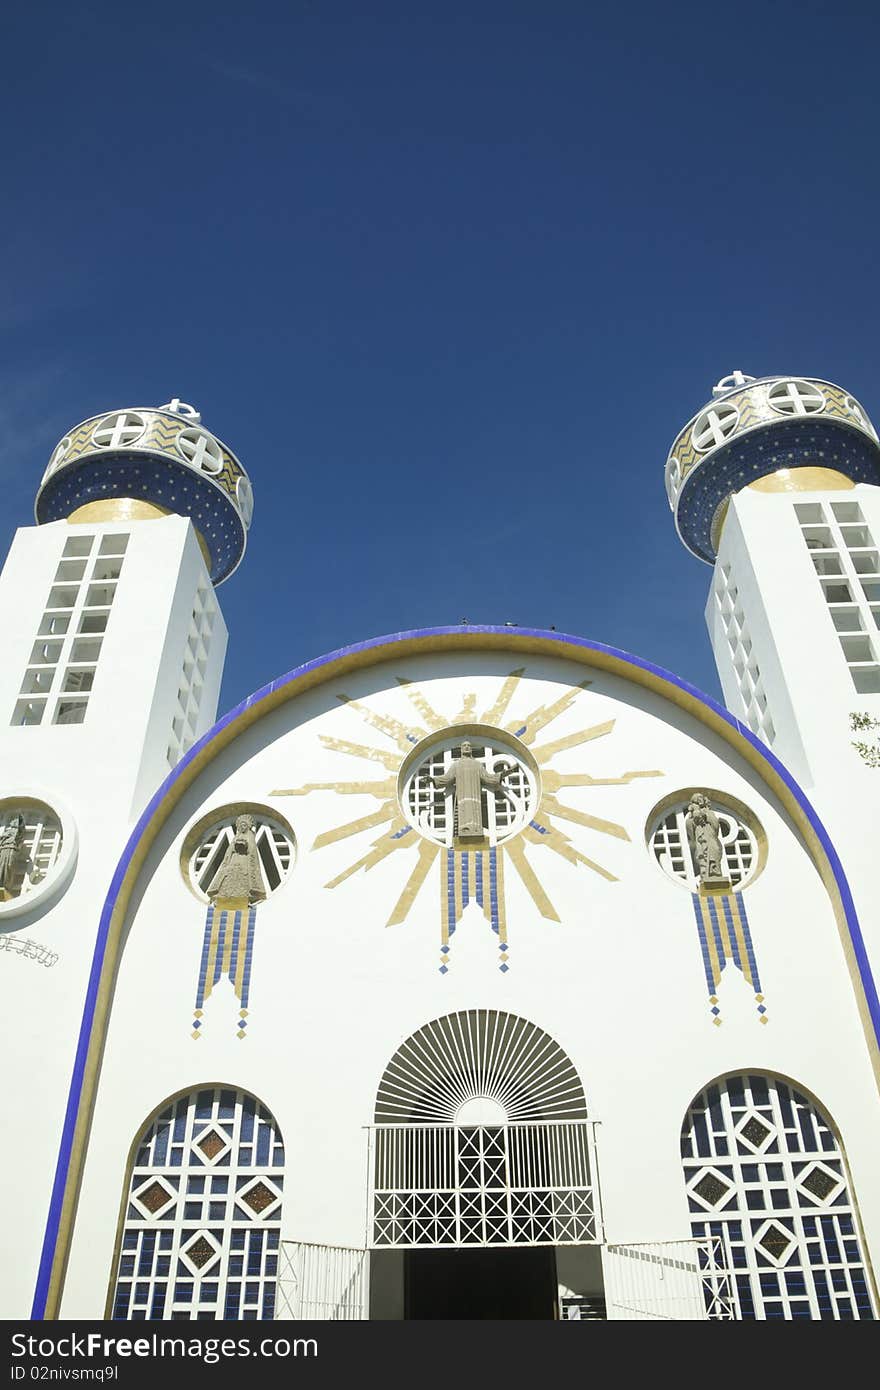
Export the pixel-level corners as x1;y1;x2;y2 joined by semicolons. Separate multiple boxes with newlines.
432;741;514;840
685;793;725;885
206;814;267;905
0;814;42;901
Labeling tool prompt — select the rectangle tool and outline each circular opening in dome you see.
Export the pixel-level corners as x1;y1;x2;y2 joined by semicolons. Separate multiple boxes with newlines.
236;475;254;528
691;402;739;453
91;411;148;450
399;726;539;847
176;428;224;475
766;380;826;416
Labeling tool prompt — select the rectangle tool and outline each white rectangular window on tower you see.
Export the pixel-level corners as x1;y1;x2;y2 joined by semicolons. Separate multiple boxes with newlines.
10;533;129;728
797;502;880;694
166;580;216;766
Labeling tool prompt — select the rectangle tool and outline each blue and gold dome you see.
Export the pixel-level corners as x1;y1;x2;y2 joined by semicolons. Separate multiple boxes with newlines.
666;372;880;563
35;400;253;584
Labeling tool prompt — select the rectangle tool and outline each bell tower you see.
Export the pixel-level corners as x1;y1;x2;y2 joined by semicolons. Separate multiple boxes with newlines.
0;398;253;1316
2;397;253;817
664;370;880;972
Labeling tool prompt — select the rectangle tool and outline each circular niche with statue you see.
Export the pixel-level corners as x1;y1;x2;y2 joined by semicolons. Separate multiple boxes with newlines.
0;795;77;919
646;788;766;893
399;728;540;848
181;804;296;904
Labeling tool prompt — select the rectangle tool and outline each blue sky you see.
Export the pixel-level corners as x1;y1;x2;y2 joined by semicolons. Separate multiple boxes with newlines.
3;0;880;715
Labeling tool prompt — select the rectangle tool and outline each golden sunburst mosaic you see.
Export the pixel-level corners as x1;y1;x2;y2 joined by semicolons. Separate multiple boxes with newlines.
273;669;663;972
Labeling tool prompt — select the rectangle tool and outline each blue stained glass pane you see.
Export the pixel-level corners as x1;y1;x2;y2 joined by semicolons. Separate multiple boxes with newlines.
808;1244;824;1264
707;1088;723;1134
137;1234;155;1276
112;1292;130;1320
229;1257;244;1276
796;1109;814;1152
776;1082;793;1129
766;1164;784;1181
200;1283;219;1300
133;1282;150;1303
771;1190;789;1210
735;1275;754;1318
218;1090;236;1118
256;1126;271;1166
225;1282;242;1318
195;1090;214;1119
837;1299;855;1319
742;1165;759;1182
273;1144;285;1168
160;1232;174;1250
245;1282;260;1301
267;1230;279;1250
211;1177;229;1193
170;1149;183;1167
188;1177;205;1193
247;1251;263;1276
748;1076;769;1105
843;1242;859;1260
790;1303;813;1319
130;1311;147;1321
680;1135;693;1158
745;1190;764;1209
802;1217;817;1235
265;1256;277;1275
184;1203;201;1219
262;1288;275;1318
231;1231;246;1250
763;1302;785;1319
821;1131;835;1152
732;1247;748;1268
154;1123;170;1166
241;1097;255;1141
156;1257;171;1277
693;1110;710;1158
120;1257;135;1277
123;1231;138;1251
759;1274;779;1294
209;1203;225;1219
726;1076;744;1107
150;1287;166;1318
173;1105;187;1142
839;1214;854;1235
715;1137;729;1156
174;1283;194;1301
242;1311;258;1320
785;1272;807;1295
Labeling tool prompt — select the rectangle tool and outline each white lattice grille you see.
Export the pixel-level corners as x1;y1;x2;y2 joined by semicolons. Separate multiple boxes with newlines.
111;1088;284;1321
375;1010;587;1124
682;1073;875;1320
190;816;294;899
0;803;63;901
276;1242;367;1320
372;1121;598;1248
650;803;757;890
404;738;535;846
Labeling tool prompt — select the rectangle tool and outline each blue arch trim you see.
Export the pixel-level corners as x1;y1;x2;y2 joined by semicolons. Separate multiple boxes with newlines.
30;624;880;1317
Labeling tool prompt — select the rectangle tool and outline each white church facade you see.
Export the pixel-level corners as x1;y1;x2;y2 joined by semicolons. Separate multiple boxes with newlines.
2;378;879;1321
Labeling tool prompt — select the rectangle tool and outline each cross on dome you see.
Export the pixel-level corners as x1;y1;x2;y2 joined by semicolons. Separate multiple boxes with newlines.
712;371;755;398
160;398;202;423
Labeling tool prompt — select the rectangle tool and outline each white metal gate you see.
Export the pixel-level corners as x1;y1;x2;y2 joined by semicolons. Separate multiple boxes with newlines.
371;1121;601;1247
602;1237;736;1320
275;1241;369;1320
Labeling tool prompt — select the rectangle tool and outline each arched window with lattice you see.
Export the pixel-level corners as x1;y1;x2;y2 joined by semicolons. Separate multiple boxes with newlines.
681;1072;875;1320
109;1087;284;1320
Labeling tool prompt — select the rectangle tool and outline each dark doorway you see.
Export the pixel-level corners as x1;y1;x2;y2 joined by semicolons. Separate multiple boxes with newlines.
404;1246;557;1319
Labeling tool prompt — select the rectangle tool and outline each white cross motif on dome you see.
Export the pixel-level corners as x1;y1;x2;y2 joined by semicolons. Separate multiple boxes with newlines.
176;428;223;475
692;401;739;452
91;412;147;450
767;379;826;416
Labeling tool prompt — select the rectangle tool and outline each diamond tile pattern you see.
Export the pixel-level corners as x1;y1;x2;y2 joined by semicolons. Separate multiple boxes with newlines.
137;1180;173;1214
693;1171;732;1207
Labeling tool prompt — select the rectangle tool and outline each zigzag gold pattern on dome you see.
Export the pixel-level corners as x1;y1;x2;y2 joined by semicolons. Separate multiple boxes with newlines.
50;412;243;498
274;669;663;938
673;380;873;472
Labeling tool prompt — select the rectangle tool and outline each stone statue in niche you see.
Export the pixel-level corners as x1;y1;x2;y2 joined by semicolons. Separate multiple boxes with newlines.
206;814;267;905
685;793;728;888
0;813;42;902
432;741;514;839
